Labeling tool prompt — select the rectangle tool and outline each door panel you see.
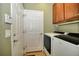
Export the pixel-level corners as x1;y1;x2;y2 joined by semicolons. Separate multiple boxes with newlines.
65;3;79;20
53;3;64;24
24;10;43;52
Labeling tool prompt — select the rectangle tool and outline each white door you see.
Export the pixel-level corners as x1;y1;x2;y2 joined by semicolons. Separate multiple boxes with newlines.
11;4;24;56
24;10;44;52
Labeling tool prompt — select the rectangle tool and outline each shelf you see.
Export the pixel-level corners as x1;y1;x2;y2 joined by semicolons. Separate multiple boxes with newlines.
57;20;79;26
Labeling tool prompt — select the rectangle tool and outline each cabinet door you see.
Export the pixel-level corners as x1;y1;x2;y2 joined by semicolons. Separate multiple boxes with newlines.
65;3;79;21
53;4;64;24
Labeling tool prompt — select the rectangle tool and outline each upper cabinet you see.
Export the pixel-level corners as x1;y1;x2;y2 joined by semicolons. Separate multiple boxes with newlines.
53;4;64;24
53;3;79;24
65;3;79;21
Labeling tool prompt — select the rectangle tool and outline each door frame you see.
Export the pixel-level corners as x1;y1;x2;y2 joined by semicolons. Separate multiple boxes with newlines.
10;3;14;56
10;3;24;56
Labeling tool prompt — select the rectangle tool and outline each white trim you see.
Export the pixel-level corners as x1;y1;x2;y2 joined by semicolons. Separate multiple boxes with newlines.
10;3;13;56
56;20;79;26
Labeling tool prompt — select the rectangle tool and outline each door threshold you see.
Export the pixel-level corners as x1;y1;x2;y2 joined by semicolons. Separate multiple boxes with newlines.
24;50;46;56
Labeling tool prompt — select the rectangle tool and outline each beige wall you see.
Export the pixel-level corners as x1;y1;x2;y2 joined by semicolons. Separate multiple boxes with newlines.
23;3;53;33
0;3;11;56
57;22;79;33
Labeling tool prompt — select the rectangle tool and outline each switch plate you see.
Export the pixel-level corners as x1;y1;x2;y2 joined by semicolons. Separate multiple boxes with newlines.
5;14;12;24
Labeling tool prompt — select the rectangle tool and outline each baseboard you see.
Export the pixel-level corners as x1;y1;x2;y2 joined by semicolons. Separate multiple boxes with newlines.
26;50;42;53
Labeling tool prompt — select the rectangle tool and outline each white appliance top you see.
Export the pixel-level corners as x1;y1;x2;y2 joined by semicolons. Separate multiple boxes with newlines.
45;33;62;37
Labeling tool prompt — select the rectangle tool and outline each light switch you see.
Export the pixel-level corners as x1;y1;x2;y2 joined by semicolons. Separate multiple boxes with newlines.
5;14;12;24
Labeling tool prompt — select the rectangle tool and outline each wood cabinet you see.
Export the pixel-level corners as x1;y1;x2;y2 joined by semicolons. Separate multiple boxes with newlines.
53;4;64;24
65;3;79;21
53;3;79;24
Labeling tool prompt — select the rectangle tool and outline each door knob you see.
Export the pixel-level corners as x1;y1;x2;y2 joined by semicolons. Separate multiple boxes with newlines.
13;40;18;43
